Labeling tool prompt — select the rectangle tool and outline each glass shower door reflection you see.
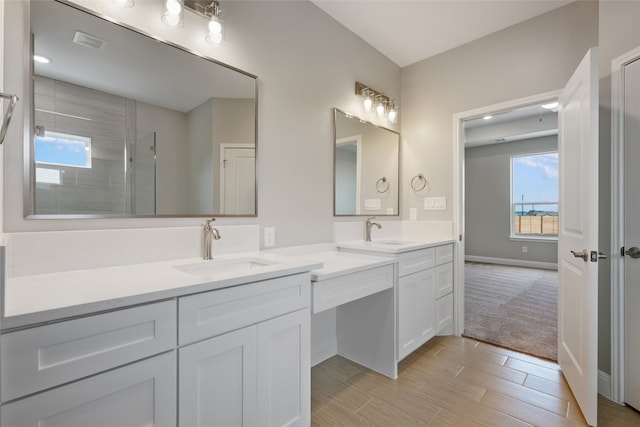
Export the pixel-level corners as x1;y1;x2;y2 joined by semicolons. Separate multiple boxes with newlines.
131;131;156;215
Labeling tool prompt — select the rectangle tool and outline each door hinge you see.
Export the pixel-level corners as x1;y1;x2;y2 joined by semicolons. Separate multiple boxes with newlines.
621;246;625;257
459;234;463;242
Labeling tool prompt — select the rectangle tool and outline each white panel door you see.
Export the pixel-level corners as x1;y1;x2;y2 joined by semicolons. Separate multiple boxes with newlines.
257;309;310;427
221;146;255;215
179;326;258;427
557;47;599;426
623;56;640;412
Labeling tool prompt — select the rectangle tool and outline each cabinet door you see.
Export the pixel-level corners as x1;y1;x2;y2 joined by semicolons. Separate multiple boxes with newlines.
1;352;176;427
179;326;258;427
257;309;310;427
397;269;435;361
434;262;453;299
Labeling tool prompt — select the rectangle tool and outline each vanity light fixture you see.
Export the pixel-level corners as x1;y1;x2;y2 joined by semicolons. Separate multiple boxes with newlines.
162;0;184;27
355;82;399;123
159;0;227;44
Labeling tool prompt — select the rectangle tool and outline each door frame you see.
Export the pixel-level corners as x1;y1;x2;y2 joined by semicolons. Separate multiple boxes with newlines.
452;90;561;336
336;135;363;215
610;45;640;405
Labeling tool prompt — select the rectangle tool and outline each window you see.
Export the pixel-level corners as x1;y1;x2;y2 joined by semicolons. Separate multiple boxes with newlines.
511;152;558;238
34;131;92;169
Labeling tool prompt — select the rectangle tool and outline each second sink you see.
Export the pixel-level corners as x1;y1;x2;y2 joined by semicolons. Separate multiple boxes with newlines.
174;257;279;277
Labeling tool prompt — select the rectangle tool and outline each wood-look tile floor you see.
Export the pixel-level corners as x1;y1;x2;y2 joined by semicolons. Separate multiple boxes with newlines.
311;336;640;426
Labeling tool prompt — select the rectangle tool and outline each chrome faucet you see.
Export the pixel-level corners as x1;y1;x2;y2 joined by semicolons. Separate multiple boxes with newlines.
203;218;221;260
365;216;382;242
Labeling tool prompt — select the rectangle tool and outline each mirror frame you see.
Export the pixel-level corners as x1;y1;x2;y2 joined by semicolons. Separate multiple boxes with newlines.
333;108;400;217
24;0;259;219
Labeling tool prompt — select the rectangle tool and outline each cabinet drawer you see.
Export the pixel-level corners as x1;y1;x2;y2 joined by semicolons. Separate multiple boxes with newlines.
179;273;310;345
397;249;435;277
312;265;393;313
435;262;453;299
436;293;454;333
435;244;453;265
1;351;176;427
1;300;176;402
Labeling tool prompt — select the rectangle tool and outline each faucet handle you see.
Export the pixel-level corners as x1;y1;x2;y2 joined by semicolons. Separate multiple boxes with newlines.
366;216;376;223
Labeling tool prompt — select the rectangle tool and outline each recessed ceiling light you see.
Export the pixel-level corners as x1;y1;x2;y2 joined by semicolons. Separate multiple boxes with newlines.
483;115;493;120
33;54;51;64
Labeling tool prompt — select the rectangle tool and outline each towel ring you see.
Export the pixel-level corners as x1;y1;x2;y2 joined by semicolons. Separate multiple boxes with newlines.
0;93;19;145
376;176;390;193
411;174;429;192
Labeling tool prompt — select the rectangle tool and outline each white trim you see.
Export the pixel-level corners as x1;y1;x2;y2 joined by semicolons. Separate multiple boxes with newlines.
311;339;337;367
610;45;640;405
465;255;558;271
453;90;561;338
599;370;613;400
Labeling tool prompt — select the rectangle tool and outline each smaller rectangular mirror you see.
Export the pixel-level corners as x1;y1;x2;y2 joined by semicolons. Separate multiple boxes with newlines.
333;108;399;216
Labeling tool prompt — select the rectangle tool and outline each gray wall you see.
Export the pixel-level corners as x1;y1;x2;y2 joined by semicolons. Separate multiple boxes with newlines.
2;0;400;239
465;136;558;264
400;1;598;222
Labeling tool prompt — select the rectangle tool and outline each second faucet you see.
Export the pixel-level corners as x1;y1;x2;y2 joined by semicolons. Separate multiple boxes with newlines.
365;216;382;242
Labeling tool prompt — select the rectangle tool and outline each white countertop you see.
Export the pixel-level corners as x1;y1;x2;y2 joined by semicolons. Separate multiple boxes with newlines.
2;252;322;329
336;237;456;254
2;237;455;329
266;243;396;281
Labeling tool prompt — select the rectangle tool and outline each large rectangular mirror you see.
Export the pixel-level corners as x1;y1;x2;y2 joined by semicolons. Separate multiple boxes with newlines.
333;109;399;216
27;0;257;217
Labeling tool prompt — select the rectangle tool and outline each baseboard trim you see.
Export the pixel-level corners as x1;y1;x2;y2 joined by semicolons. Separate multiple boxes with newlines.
311;340;337;367
465;255;558;271
598;370;612;400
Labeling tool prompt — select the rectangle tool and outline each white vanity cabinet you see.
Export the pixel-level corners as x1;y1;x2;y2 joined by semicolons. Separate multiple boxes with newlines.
1;270;313;427
178;274;311;427
0;301;177;427
397;243;454;361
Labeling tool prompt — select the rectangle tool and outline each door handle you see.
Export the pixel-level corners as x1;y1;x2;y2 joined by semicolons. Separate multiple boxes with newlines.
571;249;588;262
625;246;640;259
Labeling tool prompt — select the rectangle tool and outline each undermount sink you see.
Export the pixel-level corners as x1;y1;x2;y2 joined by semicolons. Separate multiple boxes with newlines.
174;257;279;277
369;240;414;246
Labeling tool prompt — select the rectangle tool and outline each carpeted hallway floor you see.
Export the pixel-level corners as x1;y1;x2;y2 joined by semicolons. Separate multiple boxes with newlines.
464;262;558;361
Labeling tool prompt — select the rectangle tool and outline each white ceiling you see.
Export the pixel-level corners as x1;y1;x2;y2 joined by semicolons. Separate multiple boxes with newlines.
311;0;573;67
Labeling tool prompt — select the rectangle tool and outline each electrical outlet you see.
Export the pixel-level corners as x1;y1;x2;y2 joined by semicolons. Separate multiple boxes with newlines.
264;227;275;247
522;246;528;254
410;208;417;220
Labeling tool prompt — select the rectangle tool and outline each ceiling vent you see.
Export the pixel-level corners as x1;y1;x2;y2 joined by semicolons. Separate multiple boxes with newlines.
72;31;107;51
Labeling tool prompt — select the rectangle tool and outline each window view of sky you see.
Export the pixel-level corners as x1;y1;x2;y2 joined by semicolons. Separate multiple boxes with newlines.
34;132;91;168
512;152;558;213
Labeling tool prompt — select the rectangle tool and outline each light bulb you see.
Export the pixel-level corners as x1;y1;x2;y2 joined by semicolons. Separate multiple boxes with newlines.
208;18;222;35
166;0;182;15
162;0;183;27
363;96;373;112
388;108;397;123
112;0;134;7
164;13;181;26
376;101;385;117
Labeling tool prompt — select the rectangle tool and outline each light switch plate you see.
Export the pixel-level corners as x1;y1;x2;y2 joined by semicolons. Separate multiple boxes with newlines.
424;196;446;211
364;199;381;210
410;208;417;220
264;227;275;247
